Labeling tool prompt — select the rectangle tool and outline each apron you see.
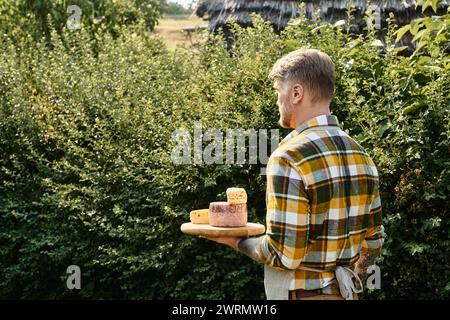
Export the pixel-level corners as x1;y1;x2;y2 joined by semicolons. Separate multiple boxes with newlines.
264;264;363;300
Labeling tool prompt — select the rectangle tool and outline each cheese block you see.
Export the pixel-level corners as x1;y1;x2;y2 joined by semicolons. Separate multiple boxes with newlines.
209;202;247;227
226;187;247;204
190;209;209;224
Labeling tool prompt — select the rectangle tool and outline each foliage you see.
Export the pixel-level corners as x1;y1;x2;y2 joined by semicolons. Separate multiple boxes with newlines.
0;6;448;299
0;0;163;42
161;1;194;15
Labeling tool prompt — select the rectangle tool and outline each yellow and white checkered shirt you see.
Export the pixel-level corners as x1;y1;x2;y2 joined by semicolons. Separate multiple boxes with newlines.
239;114;386;292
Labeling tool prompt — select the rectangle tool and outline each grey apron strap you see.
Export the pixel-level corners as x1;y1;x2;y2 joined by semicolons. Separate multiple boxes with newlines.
295;265;364;300
264;265;294;300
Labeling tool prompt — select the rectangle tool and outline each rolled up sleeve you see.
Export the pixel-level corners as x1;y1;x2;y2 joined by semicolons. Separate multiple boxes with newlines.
257;156;310;270
362;190;386;254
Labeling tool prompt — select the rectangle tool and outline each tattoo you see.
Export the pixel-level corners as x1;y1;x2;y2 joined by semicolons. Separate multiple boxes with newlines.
354;251;378;284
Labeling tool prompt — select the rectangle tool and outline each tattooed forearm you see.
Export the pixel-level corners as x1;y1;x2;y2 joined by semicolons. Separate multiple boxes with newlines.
354;251;378;283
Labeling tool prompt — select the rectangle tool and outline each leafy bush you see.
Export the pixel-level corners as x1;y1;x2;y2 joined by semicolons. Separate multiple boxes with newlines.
161;1;194;15
0;0;163;42
0;7;448;299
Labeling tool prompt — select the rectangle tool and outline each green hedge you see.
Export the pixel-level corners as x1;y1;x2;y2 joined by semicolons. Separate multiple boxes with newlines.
0;0;162;42
0;10;449;299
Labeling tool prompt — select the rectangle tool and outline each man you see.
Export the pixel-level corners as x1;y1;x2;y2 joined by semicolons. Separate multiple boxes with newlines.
206;48;386;300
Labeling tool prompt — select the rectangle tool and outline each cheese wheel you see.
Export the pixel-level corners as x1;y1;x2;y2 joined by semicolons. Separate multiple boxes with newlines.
190;209;209;224
208;202;247;227
226;187;247;204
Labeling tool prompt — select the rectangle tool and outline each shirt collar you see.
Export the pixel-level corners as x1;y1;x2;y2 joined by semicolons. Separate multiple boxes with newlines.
280;114;341;146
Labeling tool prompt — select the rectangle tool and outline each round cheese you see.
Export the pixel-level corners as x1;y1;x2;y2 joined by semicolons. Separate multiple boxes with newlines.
208;202;247;227
190;209;209;224
226;187;247;204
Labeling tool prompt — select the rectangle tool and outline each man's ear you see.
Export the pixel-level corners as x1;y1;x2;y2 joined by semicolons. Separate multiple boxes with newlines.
292;84;304;104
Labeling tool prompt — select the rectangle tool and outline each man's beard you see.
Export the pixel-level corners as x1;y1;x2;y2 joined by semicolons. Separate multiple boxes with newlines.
279;103;294;128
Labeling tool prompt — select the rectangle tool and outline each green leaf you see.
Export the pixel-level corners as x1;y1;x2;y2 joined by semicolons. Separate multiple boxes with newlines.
415;0;424;10
431;0;438;12
445;282;450;292
416;39;428;52
311;25;327;33
393;46;409;53
412;28;428;42
410;21;422;36
423;0;431;12
403;101;428;114
395;24;410;42
378;120;391;138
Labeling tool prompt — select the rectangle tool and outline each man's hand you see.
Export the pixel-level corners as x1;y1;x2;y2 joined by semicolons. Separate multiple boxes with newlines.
203;236;242;252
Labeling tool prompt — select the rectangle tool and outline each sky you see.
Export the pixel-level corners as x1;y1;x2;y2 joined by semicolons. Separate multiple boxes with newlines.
168;0;197;9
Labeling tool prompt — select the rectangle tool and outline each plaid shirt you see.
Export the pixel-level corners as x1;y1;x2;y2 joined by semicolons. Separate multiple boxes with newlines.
249;114;385;291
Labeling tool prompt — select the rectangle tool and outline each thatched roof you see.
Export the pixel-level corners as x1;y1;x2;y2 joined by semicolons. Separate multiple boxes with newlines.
196;0;449;32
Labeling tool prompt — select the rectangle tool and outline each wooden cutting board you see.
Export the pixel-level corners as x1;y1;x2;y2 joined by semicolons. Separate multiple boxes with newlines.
180;222;265;238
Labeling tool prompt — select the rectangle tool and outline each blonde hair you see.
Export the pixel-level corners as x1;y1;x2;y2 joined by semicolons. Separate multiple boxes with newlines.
269;48;335;103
